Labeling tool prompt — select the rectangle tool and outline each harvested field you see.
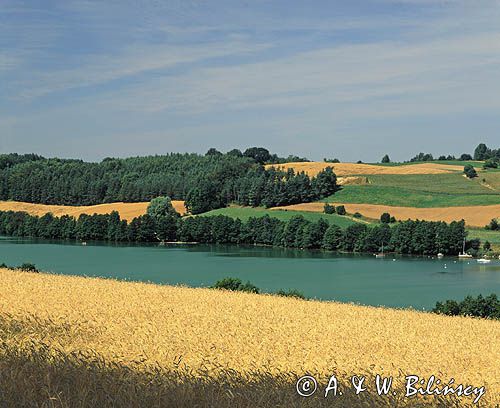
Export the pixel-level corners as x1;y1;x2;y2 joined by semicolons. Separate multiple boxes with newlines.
337;176;370;185
0;268;499;407
0;200;186;221
266;162;477;177
272;202;500;227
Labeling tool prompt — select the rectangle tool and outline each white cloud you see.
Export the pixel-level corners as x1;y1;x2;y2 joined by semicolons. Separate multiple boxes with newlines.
84;28;500;120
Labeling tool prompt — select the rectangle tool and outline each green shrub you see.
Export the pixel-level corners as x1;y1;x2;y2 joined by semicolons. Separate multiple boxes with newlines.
463;164;477;179
432;294;499;319
275;289;306;299
380;212;391;224
211;278;259;294
486;218;499;231
483;159;498;169
323;203;335;214
353;212;362;218
18;263;39;273
336;205;346;215
483;241;491;252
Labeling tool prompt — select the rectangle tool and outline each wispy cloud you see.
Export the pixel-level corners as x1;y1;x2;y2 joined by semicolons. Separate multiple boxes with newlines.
1;0;500;160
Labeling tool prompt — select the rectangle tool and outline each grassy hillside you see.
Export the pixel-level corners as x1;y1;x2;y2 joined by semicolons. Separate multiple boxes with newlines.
0;268;499;407
467;228;500;251
199;207;362;227
322;172;500;207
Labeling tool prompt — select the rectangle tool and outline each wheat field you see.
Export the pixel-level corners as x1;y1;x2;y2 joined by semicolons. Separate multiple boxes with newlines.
0;200;187;220
0;268;498;407
265;162;474;177
272;202;500;227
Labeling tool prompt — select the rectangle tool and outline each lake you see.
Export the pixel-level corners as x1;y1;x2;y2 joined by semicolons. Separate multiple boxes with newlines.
1;236;499;310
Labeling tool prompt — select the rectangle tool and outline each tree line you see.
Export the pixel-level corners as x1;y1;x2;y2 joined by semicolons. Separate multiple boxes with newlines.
403;143;499;164
0;208;468;255
433;294;499;319
0;148;334;213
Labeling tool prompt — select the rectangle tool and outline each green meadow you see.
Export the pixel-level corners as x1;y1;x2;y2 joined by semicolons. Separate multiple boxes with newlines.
322;172;500;207
199;207;361;228
466;228;500;251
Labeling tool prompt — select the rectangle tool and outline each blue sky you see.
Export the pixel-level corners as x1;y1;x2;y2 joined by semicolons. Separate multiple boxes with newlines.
1;0;500;162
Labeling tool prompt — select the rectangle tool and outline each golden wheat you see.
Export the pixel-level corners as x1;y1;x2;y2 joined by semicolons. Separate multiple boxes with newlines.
265;162;474;177
0;200;187;220
271;202;500;228
0;268;498;407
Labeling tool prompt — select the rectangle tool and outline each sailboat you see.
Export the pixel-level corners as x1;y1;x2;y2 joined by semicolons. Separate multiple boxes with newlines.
375;242;386;258
458;238;472;259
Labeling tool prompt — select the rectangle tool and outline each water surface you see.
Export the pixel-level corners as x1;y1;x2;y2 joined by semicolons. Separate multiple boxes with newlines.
1;237;499;310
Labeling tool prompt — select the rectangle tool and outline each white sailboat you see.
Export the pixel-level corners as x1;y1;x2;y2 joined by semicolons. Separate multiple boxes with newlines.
458;238;472;259
375;242;385;258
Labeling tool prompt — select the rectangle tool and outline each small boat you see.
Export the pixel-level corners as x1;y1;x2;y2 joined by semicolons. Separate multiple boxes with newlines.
437;253;444;259
375;242;385;258
81;241;87;246
477;258;491;264
458;238;472;259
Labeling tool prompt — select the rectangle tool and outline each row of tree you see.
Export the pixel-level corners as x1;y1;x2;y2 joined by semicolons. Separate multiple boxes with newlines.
473;143;500;161
0;209;468;255
433;294;499;319
405;143;499;163
0;150;334;212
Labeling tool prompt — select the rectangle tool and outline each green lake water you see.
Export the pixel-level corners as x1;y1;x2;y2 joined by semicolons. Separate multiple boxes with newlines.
1;237;499;310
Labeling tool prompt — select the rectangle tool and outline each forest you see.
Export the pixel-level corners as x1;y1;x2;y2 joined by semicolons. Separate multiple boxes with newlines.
0;149;334;213
0;209;467;255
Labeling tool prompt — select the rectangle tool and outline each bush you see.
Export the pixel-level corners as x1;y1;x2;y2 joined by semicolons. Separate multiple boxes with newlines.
336;205;346;215
211;277;259;294
486;218;499;231
18;263;39;273
353;212;362;218
463;164;477;179
381;154;390;163
323;203;336;214
484;241;491;252
432;294;500;319
238;281;260;294
380;212;391;224
483;159;498;169
275;289;306;299
389;216;397;223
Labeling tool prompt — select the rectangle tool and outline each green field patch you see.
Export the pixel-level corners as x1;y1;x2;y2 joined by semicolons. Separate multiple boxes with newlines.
199;207;361;228
466;228;500;244
322;173;500;207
